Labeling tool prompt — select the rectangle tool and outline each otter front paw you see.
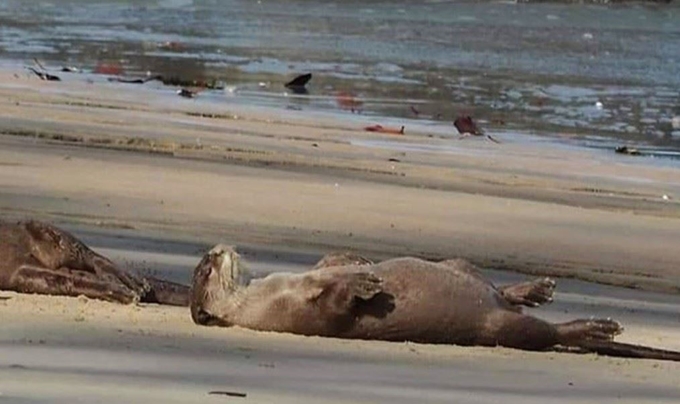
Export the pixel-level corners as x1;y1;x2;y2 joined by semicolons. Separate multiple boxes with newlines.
349;272;383;301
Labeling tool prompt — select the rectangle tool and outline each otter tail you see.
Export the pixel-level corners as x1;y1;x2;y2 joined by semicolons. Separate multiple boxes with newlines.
575;340;680;362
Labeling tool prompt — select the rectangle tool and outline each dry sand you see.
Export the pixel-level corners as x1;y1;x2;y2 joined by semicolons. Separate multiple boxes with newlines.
1;68;680;403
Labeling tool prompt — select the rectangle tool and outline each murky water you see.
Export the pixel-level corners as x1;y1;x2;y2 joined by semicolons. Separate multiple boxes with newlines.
1;0;679;152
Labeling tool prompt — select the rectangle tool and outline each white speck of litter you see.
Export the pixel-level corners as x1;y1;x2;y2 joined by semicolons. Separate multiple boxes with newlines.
662;194;670;201
595;101;603;110
583;33;594;40
672;116;680;129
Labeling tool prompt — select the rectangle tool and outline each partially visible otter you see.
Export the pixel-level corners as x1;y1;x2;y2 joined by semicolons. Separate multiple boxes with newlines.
191;246;680;362
0;220;189;305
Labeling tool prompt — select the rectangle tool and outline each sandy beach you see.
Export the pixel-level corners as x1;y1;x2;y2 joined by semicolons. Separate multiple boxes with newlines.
1;69;680;403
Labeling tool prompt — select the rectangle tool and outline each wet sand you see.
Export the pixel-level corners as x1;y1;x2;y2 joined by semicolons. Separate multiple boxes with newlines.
1;69;680;402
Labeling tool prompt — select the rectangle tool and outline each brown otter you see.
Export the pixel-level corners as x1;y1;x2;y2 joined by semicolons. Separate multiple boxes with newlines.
0;220;189;305
191;246;680;361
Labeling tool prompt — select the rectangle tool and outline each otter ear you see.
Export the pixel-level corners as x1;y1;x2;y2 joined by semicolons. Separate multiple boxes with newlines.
208;264;215;274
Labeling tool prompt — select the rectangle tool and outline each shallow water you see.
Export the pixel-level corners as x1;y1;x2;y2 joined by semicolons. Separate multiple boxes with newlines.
1;0;679;152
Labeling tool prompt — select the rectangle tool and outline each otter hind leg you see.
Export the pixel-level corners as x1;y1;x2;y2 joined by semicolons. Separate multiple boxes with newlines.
9;264;140;304
485;312;622;352
482;311;560;351
79;251;150;298
498;277;556;307
489;313;678;361
439;258;555;308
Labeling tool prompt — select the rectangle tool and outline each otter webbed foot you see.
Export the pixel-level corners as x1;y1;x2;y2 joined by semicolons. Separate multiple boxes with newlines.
499;277;556;307
556;318;623;346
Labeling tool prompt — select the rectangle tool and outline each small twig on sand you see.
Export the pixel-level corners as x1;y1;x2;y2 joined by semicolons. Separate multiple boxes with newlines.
33;58;47;72
109;75;162;84
486;134;501;144
208;391;247;398
27;67;61;81
364;124;405;135
30;59;61;81
177;88;200;98
615;145;641;156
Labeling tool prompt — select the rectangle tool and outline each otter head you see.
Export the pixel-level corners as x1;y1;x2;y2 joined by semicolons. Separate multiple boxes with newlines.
190;244;249;326
22;220;70;269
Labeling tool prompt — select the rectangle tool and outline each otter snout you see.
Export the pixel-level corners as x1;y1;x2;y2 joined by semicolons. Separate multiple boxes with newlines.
191;307;224;326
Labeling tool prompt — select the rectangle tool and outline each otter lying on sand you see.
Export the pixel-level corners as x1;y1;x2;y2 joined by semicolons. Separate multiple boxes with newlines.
191;246;680;362
0;220;189;305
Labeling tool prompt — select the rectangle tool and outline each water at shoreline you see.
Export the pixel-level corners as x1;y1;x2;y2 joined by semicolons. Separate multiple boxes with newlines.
1;0;679;154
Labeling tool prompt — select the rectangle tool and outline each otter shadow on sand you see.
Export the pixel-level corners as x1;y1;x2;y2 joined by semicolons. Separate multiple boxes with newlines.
191;246;680;362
